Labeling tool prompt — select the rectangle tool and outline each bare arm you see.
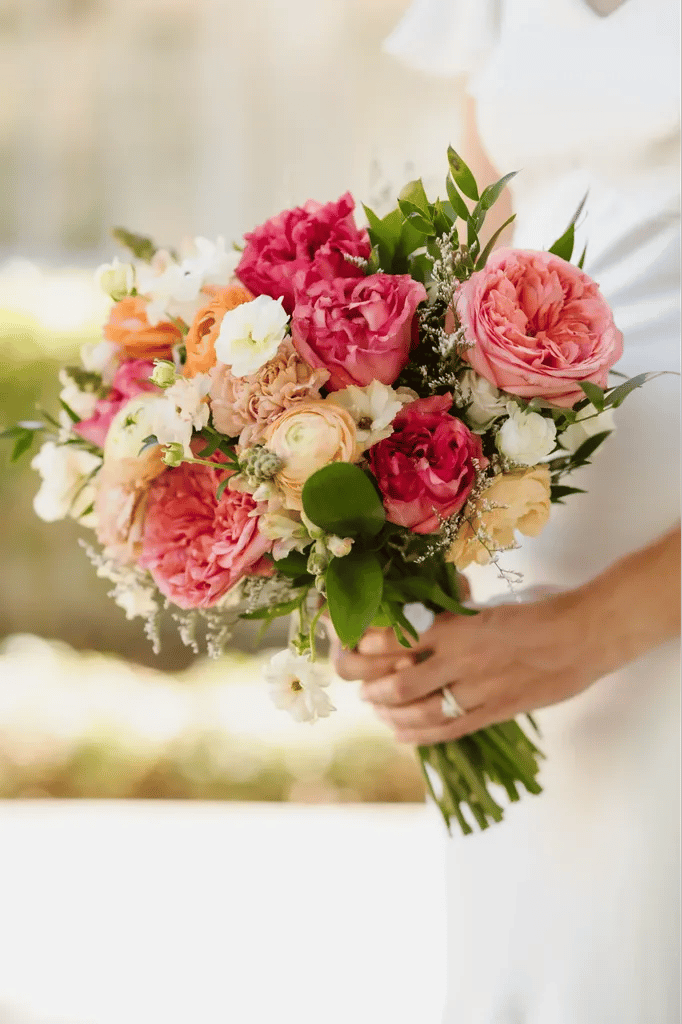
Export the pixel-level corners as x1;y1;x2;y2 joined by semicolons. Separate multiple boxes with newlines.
459;91;515;247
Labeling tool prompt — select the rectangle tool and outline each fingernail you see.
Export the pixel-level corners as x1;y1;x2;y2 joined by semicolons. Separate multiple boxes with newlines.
395;657;413;671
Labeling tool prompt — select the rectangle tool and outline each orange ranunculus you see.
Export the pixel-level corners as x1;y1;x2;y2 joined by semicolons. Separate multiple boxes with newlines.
184;284;253;377
104;296;181;361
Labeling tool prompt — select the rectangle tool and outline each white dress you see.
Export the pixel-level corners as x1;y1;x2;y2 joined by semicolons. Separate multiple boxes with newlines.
386;2;681;1022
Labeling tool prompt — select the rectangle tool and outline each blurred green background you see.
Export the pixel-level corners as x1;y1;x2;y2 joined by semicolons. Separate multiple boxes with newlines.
0;0;466;803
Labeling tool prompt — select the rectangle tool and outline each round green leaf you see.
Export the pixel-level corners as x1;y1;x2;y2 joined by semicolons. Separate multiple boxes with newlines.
302;463;386;538
326;550;384;650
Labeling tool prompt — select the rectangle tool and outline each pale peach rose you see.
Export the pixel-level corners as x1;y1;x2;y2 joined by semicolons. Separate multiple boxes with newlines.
104;296;182;361
263;398;359;510
447;465;551;570
184;284;253;377
209;338;330;447
95;455;166;563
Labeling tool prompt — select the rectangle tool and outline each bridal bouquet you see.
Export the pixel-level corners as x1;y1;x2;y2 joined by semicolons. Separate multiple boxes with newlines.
5;149;651;833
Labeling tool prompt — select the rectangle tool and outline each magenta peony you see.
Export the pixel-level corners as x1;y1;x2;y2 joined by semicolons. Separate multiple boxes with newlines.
456;248;623;407
139;458;273;608
75;360;157;449
291;272;427;391
235;192;370;314
368;393;486;534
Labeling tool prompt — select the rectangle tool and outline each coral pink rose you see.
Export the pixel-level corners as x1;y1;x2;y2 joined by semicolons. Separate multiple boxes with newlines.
139;457;273;609
368;393;486;534
457;248;623;408
236;193;371;314
209;338;330;447
104;295;181;361
75;360;158;449
291;273;427;392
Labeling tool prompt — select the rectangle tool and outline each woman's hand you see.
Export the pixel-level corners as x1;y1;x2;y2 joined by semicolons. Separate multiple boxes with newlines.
329;527;681;745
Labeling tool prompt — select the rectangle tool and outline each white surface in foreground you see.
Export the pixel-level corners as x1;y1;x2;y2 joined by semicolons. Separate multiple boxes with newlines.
0;802;446;1024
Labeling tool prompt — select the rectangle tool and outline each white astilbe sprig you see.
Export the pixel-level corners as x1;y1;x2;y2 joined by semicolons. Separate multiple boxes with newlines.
79;540;163;653
240;573;303;615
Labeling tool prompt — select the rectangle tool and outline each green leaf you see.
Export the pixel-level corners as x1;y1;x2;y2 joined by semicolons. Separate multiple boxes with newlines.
383;601;419;645
139;434;159;455
578;381;605;411
476;171;517;212
302;463;386;538
548;223;575;262
395;577;477;617
433;199;455;236
272;550;310;578
240;597;303;621
398;178;430;215
112;227;157;263
197;433;223;459
363;205;403;268
59;398;80;424
325;549;384;649
447;146;479;201
604;372;661;408
11;430;34;462
577;244;588;269
398;206;435;237
570;430;612;464
215;475;231;501
474;214;517;270
445;176;470;222
550;484;587;503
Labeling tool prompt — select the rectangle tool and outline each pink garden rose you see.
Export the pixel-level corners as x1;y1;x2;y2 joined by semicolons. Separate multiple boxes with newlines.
291;273;427;392
75;360;157;449
457;248;623;408
139;457;273;609
368;393;485;534
235;193;371;314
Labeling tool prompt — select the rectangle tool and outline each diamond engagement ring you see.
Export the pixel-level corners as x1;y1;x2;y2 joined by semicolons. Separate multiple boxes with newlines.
441;687;466;718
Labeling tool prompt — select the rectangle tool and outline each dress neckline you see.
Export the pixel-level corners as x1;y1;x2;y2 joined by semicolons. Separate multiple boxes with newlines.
573;0;631;20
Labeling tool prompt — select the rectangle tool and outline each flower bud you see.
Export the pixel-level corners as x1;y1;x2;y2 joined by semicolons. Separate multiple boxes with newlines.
95;258;135;301
327;535;353;558
307;539;329;577
162;442;185;467
150;360;177;389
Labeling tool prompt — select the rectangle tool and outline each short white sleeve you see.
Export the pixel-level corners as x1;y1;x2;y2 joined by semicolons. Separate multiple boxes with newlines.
383;0;500;79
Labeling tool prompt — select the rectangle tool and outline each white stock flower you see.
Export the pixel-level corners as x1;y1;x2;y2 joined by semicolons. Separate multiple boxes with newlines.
259;510;310;560
150;374;211;457
104;394;165;463
214;295;289;377
327;381;418;449
31;442;101;523
265;648;336;724
136;237;239;326
80;340;120;385
460;369;508;433
558;403;616;454
327;535;353;558
496;402;557;466
95;258;134;301
58;370;99;421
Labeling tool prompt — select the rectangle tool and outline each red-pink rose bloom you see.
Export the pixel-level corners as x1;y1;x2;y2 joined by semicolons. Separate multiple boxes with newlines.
368;393;486;534
235;192;371;314
75;360;157;449
457;247;623;408
291;272;427;392
139;459;273;609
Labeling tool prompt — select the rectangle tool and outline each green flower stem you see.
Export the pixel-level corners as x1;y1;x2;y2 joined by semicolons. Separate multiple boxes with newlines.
442;742;505;823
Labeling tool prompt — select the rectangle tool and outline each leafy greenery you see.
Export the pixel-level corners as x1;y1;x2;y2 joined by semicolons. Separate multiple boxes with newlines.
326;548;384;649
302;462;386;539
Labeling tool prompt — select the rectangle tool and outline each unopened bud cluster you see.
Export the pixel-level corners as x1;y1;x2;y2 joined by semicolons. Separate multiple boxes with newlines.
239;445;285;484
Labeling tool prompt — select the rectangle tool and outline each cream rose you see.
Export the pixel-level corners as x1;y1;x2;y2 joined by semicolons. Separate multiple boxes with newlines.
496;402;557;465
263;399;359;510
447;465;551;569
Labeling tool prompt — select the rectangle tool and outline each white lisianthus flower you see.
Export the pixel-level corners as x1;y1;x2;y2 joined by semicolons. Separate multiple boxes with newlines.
558;403;616;454
327;381;418;449
459;369;508;433
265;648;336;724
496;402;557;465
58;370;99;421
150;374;211;458
214;295;289;377
259;510;310;560
327;535;354;558
31;442;101;523
80;340;120;385
95;258;134;301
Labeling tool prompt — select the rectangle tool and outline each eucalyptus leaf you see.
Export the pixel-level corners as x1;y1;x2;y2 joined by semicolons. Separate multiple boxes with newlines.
447;146;479;201
302;463;386;538
326;550;384;649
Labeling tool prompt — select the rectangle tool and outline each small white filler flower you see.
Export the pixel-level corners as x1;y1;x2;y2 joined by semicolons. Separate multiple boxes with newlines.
265;648;336;723
214;295;289;377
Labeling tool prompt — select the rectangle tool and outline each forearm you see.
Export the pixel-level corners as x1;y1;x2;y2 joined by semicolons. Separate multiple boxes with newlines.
570;525;681;675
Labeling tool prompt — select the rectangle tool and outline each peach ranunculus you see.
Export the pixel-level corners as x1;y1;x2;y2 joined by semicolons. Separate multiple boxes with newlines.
457;248;623;408
209;338;330;447
263;398;359;510
103;296;182;361
447;465;551;570
184;284;253;377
